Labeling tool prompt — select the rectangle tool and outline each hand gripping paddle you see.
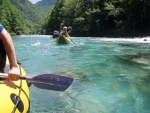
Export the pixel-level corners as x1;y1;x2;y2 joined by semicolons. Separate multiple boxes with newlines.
0;73;73;91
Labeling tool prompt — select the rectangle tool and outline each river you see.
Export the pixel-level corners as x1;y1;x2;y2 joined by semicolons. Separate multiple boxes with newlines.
13;35;150;113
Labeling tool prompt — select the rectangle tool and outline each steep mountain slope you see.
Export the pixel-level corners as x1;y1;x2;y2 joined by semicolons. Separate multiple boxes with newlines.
10;0;45;24
0;0;28;35
36;0;56;12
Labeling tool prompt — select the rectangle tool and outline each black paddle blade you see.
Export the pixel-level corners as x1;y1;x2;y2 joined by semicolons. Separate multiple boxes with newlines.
30;74;73;91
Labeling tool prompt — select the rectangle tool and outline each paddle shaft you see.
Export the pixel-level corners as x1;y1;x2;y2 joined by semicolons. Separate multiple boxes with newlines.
70;38;75;44
0;73;73;91
0;73;34;81
67;35;75;44
0;73;73;85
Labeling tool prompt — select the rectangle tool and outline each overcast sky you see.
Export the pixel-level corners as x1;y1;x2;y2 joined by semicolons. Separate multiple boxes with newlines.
29;0;41;4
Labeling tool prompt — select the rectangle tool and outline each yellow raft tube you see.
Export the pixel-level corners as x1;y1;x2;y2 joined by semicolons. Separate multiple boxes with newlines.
54;36;71;44
0;62;30;113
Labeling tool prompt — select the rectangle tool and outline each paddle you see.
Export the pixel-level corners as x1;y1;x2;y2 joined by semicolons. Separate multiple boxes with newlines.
69;38;75;44
0;73;73;91
67;35;75;44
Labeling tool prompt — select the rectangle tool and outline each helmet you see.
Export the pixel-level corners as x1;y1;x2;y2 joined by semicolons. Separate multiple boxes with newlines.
63;26;67;30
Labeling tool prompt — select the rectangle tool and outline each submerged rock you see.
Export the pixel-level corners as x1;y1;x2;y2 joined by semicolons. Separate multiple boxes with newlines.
119;52;150;65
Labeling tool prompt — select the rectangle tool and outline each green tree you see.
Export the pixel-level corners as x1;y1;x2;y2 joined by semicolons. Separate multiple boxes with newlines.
40;0;150;37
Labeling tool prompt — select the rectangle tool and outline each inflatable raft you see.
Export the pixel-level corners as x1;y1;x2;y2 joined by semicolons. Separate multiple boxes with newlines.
0;63;30;113
55;36;71;44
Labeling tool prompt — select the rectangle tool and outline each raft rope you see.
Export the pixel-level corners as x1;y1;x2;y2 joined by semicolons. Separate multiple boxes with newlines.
11;62;23;113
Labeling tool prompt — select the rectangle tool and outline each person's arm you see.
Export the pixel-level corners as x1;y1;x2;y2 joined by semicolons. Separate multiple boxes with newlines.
60;30;63;35
66;31;70;37
0;28;20;81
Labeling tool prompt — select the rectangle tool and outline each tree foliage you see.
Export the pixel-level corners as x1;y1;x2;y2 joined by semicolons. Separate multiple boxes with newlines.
0;0;26;35
0;0;149;37
0;0;48;35
36;0;56;12
41;0;150;37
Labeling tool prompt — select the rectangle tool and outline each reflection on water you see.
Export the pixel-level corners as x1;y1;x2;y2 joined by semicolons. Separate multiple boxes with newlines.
13;36;150;113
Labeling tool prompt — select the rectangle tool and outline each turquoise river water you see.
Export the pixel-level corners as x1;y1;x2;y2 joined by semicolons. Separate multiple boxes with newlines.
12;35;150;113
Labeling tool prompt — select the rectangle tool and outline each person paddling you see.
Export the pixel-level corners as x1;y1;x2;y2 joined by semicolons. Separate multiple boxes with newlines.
53;30;60;38
0;24;20;81
60;26;70;37
60;26;75;44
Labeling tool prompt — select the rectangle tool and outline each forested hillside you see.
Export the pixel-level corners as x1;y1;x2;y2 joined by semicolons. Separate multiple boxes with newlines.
0;0;27;35
40;0;150;37
0;0;48;35
10;0;45;24
36;0;56;12
10;0;47;34
0;0;149;37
